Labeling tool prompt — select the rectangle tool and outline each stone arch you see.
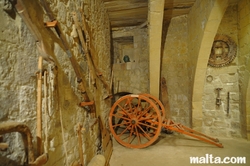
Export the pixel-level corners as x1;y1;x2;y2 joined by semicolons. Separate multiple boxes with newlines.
191;1;229;131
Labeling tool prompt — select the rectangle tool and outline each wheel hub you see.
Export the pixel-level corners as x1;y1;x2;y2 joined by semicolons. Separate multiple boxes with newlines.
131;118;138;125
131;120;136;124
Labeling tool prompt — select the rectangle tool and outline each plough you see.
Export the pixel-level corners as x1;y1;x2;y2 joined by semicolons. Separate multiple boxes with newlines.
108;94;223;148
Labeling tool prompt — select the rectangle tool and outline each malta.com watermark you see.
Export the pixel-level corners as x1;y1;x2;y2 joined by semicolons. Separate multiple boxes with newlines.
190;154;246;164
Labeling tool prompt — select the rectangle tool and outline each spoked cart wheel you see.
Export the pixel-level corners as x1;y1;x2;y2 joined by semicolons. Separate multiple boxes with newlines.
140;93;166;121
109;94;162;148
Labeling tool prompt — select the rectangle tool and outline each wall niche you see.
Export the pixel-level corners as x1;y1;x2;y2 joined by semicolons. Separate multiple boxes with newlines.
111;28;149;94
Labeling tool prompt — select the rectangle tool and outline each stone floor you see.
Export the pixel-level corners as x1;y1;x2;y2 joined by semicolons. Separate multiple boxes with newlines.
110;133;250;166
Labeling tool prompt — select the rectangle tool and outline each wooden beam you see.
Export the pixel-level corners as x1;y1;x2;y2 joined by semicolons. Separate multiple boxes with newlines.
148;0;165;98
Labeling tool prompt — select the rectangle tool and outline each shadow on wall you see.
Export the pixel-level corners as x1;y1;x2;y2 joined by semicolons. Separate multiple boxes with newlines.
0;156;22;166
1;0;17;19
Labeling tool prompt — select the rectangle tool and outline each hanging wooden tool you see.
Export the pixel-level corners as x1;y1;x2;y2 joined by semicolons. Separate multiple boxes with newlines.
77;123;84;166
72;12;96;86
81;10;111;92
36;56;43;156
40;0;95;117
72;12;111;95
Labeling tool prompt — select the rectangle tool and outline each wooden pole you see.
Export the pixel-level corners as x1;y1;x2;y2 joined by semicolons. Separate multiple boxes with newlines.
36;56;43;156
40;0;96;117
77;123;84;166
72;12;96;86
44;71;49;154
73;11;111;94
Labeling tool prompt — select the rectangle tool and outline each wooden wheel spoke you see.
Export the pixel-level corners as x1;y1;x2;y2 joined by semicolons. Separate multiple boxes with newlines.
130;98;141;116
127;125;134;144
112;114;130;121
137;105;153;119
140;93;166;120
139;112;154;121
116;109;127;115
112;121;130;128
139;114;158;121
136;124;151;140
118;124;132;137
117;104;131;116
126;98;134;111
138;122;158;130
134;125;141;144
136;98;142;111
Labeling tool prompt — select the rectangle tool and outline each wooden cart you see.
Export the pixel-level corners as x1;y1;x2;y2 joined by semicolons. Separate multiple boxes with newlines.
109;94;223;149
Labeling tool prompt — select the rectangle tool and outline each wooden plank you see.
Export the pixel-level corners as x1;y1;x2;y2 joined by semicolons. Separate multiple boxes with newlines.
102;130;111;149
164;0;195;8
107;7;148;19
98;117;113;166
104;1;147;11
104;140;113;166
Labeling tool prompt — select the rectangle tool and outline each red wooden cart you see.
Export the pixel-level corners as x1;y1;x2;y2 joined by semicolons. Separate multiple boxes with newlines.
109;94;223;148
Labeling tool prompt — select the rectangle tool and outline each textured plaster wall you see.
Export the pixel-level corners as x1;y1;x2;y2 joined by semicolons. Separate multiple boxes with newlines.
203;4;241;138
238;0;250;139
161;15;191;126
0;0;111;165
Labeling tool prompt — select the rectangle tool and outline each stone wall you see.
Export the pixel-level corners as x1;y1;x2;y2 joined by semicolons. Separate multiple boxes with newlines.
238;0;250;139
112;28;149;94
161;15;191;126
0;0;111;165
0;1;38;165
203;4;241;138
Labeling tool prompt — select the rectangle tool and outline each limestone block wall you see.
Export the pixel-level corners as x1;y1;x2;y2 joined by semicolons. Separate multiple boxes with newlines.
203;4;241;138
112;28;149;94
238;0;250;139
0;0;111;165
0;3;38;165
161;15;191;126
